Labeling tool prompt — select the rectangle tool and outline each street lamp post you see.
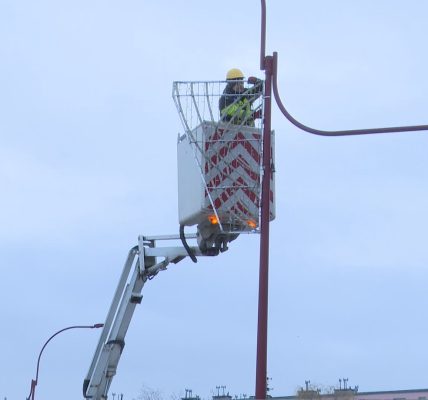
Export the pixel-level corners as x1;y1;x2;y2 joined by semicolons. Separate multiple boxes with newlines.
27;323;104;400
256;1;428;399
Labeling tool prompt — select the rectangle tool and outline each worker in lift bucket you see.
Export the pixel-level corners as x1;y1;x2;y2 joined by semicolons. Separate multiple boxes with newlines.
219;68;263;127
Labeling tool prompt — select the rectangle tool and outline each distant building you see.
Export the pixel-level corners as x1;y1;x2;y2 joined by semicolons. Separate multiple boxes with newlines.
268;385;428;400
183;383;428;400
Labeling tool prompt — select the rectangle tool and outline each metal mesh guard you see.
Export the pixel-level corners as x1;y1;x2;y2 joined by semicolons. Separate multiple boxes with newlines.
173;80;265;233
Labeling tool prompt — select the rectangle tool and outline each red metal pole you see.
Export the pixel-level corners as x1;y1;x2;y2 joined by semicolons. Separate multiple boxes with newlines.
255;55;273;400
260;0;266;70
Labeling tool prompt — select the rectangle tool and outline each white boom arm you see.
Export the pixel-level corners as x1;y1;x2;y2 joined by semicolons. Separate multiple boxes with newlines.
83;233;205;400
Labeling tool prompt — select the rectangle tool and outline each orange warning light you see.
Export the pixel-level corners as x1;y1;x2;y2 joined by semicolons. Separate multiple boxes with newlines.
208;215;219;225
247;219;257;229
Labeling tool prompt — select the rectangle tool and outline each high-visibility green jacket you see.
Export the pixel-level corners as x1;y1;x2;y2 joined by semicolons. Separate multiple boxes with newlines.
221;97;253;126
219;81;262;127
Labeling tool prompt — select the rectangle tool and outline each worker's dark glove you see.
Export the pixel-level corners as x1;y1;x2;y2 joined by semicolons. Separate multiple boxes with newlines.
253;109;263;119
247;76;260;84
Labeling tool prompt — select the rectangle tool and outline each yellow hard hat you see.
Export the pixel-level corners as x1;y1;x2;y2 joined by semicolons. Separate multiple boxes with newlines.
226;68;244;80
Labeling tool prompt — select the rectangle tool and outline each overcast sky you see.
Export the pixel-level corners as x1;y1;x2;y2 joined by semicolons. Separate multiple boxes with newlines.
1;1;428;400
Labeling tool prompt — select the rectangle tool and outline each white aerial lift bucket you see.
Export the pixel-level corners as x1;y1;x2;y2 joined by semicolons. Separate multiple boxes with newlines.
173;80;275;252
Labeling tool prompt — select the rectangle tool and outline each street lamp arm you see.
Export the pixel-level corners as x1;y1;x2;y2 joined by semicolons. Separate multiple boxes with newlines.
272;52;428;136
27;324;103;400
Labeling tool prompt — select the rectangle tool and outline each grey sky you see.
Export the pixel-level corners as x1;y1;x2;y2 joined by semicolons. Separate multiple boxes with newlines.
1;1;427;399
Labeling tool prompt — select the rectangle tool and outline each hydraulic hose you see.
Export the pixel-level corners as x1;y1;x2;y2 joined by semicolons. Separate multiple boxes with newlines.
179;224;197;263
